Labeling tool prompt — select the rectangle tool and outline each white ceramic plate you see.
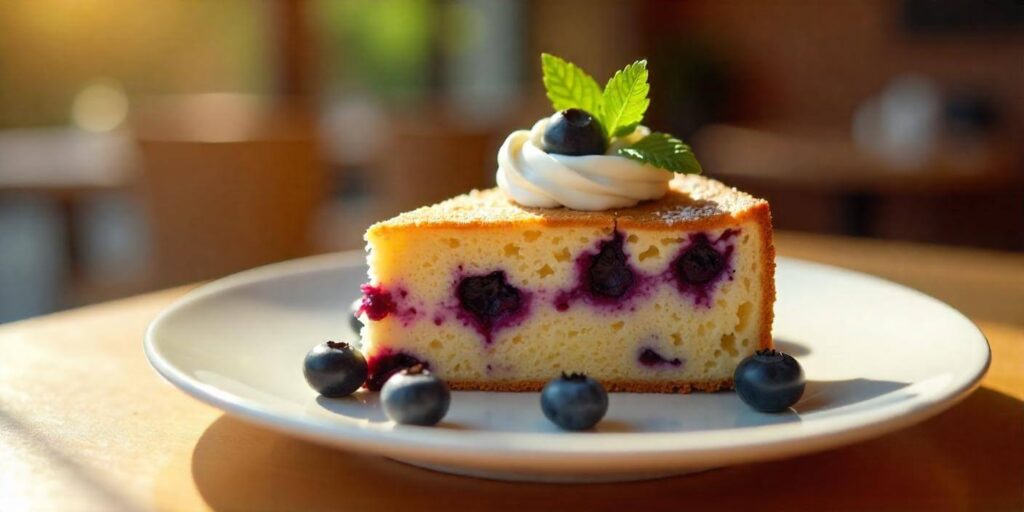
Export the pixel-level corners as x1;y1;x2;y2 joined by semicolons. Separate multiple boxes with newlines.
144;252;989;482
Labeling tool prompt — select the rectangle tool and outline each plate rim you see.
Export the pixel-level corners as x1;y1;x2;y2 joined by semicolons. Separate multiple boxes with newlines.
144;252;991;469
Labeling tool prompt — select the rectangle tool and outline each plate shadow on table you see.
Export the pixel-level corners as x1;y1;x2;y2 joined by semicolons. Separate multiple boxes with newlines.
189;387;1023;512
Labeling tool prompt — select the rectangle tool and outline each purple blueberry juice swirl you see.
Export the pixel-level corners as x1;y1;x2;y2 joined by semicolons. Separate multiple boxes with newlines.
363;228;739;358
552;229;739;312
455;270;530;344
358;284;397;321
675;239;725;284
554;231;644;312
638;347;683;368
669;229;738;307
358;283;421;324
364;350;428;391
587;232;635;298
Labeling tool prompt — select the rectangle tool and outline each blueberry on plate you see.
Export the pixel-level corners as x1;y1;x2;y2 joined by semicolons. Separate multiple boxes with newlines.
734;349;805;413
381;364;450;426
303;341;368;398
540;372;608;431
542;108;608;156
348;298;363;334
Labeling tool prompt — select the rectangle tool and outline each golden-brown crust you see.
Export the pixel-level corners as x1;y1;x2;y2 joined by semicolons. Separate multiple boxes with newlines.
755;202;777;351
446;378;735;393
368;175;767;236
614;174;766;227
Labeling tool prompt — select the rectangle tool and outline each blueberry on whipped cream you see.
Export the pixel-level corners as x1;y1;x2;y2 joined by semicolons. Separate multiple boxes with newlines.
542;108;608;156
496;53;701;211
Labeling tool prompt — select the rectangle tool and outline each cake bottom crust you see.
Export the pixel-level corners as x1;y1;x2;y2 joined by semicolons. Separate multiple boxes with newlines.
445;378;734;394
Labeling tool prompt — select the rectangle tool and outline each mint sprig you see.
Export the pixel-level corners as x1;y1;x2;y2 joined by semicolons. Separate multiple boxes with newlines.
617;132;702;174
539;54;701;174
601;60;650;137
541;53;604;124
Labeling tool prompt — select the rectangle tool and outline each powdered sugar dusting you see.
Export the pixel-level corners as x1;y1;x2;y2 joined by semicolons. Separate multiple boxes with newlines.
657;203;727;224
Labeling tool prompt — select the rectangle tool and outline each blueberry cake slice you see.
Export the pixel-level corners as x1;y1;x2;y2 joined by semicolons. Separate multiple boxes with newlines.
358;175;774;392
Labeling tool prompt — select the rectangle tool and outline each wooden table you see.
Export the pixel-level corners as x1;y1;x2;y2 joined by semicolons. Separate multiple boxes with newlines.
2;233;1021;511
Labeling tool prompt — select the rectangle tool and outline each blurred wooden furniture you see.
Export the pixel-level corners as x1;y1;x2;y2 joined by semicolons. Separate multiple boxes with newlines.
696;124;1020;193
1;232;1021;511
0;128;133;281
375;107;499;218
0;128;131;195
696;124;1024;249
133;94;324;287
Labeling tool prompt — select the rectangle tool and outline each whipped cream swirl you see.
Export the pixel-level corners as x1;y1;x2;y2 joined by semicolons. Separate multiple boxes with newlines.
496;118;671;211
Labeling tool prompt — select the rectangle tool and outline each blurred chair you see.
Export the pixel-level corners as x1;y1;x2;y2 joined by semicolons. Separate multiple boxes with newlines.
375;107;499;217
132;94;324;287
695;124;1024;250
0;127;134;284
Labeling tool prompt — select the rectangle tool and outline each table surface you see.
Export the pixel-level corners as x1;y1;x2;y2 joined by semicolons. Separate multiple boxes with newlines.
2;232;1022;512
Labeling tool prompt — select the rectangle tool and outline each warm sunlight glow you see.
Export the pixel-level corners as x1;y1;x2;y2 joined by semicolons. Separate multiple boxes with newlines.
70;79;128;133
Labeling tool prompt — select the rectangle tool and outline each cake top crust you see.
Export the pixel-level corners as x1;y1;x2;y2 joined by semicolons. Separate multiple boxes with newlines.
370;174;767;232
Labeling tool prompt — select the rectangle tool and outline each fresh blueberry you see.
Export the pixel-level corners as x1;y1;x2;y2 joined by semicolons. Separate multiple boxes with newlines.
734;349;805;413
542;108;608;156
457;271;521;326
348;298;363;333
381;364;451;426
303;341;368;397
587;233;634;298
540;372;608;431
675;239;725;284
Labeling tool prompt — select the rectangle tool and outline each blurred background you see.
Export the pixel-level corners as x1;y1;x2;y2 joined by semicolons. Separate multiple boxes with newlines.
1;0;1022;323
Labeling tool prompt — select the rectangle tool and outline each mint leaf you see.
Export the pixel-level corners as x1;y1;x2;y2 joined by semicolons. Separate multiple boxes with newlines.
601;60;650;137
617;132;702;174
540;53;603;119
614;122;640;138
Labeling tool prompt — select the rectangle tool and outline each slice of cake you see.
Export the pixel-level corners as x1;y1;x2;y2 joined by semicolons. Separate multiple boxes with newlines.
358;174;774;392
357;54;775;393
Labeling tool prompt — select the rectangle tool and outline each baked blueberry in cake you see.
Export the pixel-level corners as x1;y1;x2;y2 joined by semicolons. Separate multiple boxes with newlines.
357;54;774;393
